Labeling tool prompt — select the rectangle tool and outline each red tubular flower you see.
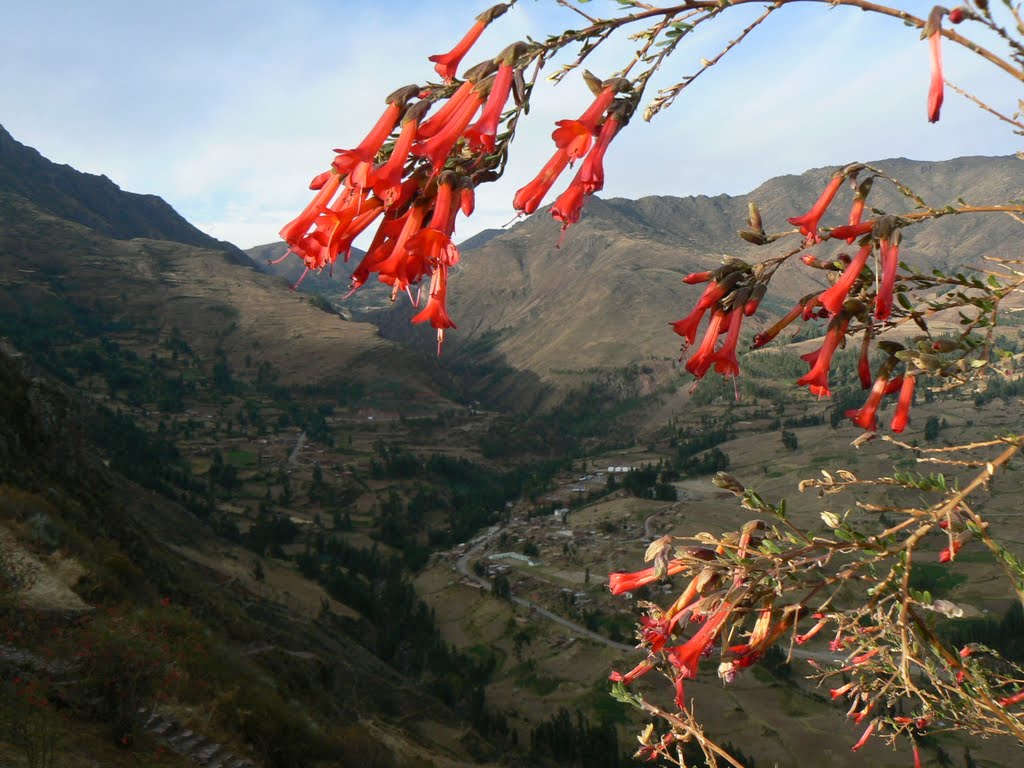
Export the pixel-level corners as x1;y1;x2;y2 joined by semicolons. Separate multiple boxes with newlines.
830;682;855;700
332;102;402;191
429;13;492;83
399;179;462;290
796;615;830;645
751;301;804;349
308;170;333;190
817;243;872;316
608;560;687;595
460;181;475;216
857;330;873;389
683;271;712;284
671;305;708;348
926;7;945;123
315;192;383;264
411;89;483;171
551;180;586;233
744;283;767;317
890;373;916;432
842;177;873;244
708;305;745;378
665;603;732;679
847;373;891;431
788;174;844;243
851;721;876;752
551;86;617;160
999;691;1024;708
796;312;852;397
852;648;879;665
279;172;343;245
686;309;726;378
418;81;475;140
828;220;874;243
608;657;656;685
411;264;456;354
846;199;866;244
875;229;902;321
513;149;570;215
576;114;620;196
350;204;426;292
939;537;965;563
464;64;515;154
371;109;423;208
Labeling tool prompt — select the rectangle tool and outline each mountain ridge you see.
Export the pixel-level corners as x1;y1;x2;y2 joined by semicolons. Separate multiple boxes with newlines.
430;154;1024;380
0;123;248;262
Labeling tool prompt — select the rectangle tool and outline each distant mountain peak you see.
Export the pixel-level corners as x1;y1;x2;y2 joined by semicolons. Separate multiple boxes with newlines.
0;123;245;260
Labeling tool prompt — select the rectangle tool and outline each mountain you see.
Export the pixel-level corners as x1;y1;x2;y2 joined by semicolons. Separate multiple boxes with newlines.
0;125;509;766
427;155;1024;380
0;124;452;397
0;342;504;767
0;124;244;259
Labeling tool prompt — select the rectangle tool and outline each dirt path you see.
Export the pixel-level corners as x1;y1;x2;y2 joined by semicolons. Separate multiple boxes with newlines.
455;527;635;654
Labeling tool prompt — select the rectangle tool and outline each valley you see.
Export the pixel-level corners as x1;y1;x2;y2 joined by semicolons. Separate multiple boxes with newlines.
1;121;1023;768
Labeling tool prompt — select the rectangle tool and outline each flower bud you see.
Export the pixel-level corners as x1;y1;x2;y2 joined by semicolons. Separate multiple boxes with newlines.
712;472;744;495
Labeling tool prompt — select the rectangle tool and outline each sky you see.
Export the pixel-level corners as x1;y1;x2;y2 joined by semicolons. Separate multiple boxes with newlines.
0;0;1019;250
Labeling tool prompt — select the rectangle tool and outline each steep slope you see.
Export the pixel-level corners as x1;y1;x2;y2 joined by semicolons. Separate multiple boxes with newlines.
0;125;453;400
438;155;1024;379
0;345;501;768
0;124;243;258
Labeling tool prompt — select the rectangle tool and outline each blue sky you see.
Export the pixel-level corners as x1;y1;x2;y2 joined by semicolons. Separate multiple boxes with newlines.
0;0;1018;248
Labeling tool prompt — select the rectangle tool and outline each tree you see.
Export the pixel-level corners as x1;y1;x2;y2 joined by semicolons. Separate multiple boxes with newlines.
780;430;798;452
277;2;1024;765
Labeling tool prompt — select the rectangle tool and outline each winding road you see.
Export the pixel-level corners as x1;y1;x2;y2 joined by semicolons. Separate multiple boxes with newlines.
455;527;636;653
453;527;845;666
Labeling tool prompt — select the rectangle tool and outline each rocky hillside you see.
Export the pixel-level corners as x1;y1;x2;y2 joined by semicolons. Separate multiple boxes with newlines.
0;124;243;257
0;124;452;398
386;155;1024;380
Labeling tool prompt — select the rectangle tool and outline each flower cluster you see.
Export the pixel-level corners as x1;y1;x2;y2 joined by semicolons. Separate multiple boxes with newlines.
671;162;954;433
280;4;632;352
514;76;630;238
